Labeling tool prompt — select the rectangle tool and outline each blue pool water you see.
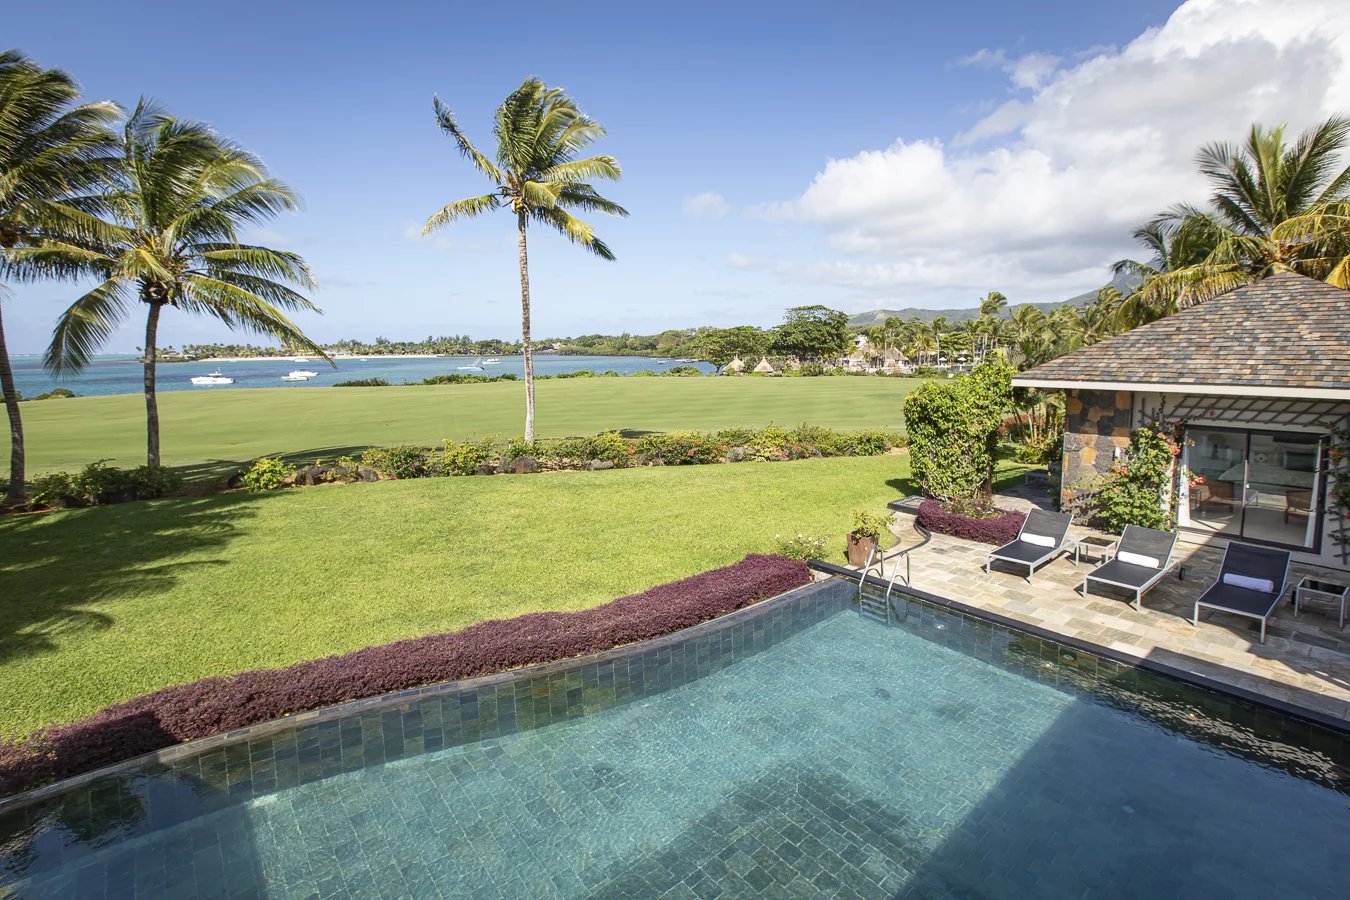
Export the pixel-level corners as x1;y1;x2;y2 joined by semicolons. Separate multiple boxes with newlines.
2;583;1348;897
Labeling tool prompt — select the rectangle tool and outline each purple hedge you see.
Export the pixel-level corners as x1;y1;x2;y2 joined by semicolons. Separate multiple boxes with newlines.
0;554;809;798
916;499;1026;545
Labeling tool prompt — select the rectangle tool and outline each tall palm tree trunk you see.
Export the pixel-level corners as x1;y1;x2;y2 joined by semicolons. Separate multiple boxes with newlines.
143;300;163;466
0;300;24;505
517;209;535;442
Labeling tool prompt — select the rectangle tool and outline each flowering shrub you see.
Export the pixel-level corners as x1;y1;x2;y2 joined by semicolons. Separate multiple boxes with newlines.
773;533;830;560
635;431;729;465
917;499;1026;545
1326;421;1350;548
1092;425;1178;532
0;554;810;797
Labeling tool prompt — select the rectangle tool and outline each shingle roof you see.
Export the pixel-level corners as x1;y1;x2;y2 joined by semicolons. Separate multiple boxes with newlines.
1014;272;1350;395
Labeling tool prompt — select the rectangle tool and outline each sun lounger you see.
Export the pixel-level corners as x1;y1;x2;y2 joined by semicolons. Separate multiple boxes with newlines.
1079;525;1179;610
985;509;1072;583
1191;541;1292;643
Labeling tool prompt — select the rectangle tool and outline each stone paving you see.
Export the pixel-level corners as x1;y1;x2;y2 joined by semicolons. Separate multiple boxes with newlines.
868;511;1350;723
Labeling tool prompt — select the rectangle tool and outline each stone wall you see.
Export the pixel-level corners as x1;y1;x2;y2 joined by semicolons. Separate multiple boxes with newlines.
1061;388;1134;499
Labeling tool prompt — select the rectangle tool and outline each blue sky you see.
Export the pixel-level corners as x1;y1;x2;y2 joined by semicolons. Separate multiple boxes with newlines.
7;0;1347;353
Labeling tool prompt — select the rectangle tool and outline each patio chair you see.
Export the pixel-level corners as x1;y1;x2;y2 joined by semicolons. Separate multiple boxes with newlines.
1191;541;1292;644
1078;525;1179;610
984;509;1073;583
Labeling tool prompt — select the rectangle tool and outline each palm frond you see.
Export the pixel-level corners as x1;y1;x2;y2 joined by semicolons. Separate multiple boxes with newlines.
423;192;499;234
44;278;132;374
433;95;503;184
181;273;331;361
530;205;615;260
542;155;622;184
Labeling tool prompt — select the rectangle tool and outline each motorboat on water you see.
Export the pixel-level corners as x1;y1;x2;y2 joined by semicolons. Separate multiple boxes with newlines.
482;358;501;365
291;357;310;362
288;370;319;378
190;371;234;385
457;358;485;371
280;375;309;382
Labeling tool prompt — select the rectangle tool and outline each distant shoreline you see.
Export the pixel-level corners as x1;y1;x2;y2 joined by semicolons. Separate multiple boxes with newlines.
178;354;451;363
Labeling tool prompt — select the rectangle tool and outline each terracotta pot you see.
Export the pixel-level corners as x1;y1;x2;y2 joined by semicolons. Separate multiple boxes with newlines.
846;533;878;567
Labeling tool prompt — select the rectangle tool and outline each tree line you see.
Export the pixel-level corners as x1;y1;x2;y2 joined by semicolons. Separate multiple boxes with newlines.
2;41;1348;504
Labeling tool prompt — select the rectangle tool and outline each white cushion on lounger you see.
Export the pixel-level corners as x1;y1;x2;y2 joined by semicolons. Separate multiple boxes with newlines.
1117;551;1160;569
1022;533;1056;548
1223;572;1275;592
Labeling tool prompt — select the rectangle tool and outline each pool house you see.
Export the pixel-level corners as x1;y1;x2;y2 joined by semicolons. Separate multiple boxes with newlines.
1012;271;1350;572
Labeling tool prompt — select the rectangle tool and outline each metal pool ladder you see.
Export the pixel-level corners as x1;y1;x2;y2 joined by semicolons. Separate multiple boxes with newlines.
856;508;932;624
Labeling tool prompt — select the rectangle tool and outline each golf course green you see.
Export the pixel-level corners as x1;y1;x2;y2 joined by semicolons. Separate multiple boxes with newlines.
8;376;923;476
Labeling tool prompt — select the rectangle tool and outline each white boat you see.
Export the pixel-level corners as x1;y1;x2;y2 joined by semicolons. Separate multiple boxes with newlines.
280;375;309;382
190;371;234;386
482;358;501;365
288;370;319;378
457;358;485;371
291;357;310;362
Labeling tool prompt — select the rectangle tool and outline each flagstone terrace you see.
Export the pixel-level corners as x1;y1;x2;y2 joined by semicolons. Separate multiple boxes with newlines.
859;506;1350;725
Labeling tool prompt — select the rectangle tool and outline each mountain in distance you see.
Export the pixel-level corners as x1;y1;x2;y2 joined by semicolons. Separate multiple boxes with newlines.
846;271;1141;327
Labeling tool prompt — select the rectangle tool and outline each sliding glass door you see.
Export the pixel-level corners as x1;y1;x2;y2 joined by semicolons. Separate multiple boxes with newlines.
1183;427;1324;550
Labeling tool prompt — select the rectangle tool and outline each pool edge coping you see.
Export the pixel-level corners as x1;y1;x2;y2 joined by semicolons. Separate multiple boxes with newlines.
0;577;838;816
809;559;1350;736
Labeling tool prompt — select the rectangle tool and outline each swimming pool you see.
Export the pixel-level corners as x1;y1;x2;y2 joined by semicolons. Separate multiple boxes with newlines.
2;578;1348;897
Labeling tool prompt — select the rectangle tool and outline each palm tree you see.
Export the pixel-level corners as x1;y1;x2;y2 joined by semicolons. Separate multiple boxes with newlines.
33;100;324;466
423;78;627;441
0;50;118;505
974;290;1007;360
1133;117;1350;308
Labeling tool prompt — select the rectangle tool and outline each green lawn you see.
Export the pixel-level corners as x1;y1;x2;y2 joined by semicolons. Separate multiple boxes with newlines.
8;376;923;477
0;454;1037;740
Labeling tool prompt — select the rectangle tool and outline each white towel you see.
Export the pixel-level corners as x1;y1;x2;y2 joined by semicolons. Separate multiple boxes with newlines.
1022;533;1056;548
1117;551;1160;569
1223;572;1275;593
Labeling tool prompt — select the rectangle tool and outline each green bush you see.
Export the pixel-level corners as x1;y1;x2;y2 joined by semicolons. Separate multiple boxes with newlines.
24;387;78;402
662;366;703;377
747;424;792;460
1093;426;1178;532
360;445;431;479
333;378;391;387
840;429;893;456
849;509;891;541
773;533;830;561
903;358;1013;502
242;458;292;492
29;472;78;507
438;437;500;476
635;431;728;465
714;427;757;447
75;460;136;504
126;465;183;499
420;373;518;385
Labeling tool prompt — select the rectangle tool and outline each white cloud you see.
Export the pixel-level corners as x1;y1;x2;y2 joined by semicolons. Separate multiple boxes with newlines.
958;48;1061;90
773;0;1350;304
681;191;730;218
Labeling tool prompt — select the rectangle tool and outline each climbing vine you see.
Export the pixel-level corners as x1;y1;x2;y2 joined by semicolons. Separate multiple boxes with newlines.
1093;424;1181;532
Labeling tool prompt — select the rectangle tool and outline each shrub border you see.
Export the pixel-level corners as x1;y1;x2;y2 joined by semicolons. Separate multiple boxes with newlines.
0;554;811;802
915;498;1027;545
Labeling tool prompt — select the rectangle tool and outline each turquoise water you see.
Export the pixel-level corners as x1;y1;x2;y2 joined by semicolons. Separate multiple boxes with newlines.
6;600;1348;898
8;354;715;399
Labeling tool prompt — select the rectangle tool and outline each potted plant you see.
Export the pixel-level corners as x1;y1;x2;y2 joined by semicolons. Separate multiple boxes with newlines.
846;509;890;567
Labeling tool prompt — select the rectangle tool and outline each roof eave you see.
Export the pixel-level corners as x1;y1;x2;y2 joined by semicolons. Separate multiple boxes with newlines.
1010;377;1350;401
